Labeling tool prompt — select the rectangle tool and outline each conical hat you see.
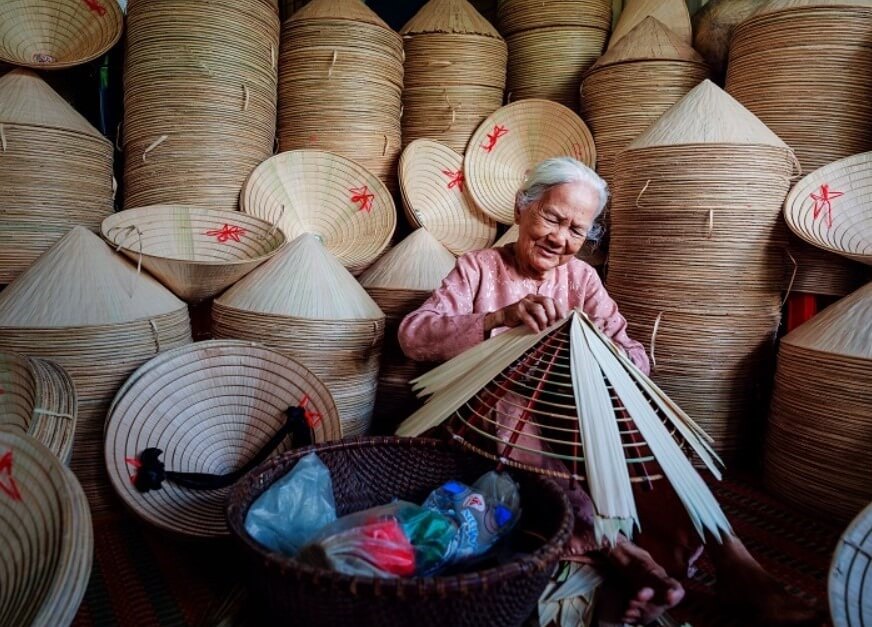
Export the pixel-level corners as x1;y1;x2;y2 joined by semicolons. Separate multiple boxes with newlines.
609;0;692;49
782;282;872;359
359;229;456;291
0;227;187;328
0;69;107;141
591;16;704;70
755;0;872;15
216;233;384;321
830;502;872;627
289;0;392;29
400;0;502;38
628;79;790;150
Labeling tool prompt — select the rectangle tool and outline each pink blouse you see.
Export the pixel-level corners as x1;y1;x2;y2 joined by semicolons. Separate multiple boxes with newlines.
398;245;650;375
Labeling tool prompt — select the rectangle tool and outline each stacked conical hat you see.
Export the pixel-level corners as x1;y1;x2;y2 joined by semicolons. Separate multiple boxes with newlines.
212;233;385;437
359;229;456;432
498;0;612;109
830;502;872;626
609;0;692;49
0;227;192;512
400;0;507;154
0;352;77;465
397;311;732;544
765;282;872;521
122;0;279;210
277;0;403;192
398;139;496;254
726;0;872;296
692;0;765;79
581;17;709;187
606;80;796;458
0;0;122;69
0;69;114;284
0;432;92;627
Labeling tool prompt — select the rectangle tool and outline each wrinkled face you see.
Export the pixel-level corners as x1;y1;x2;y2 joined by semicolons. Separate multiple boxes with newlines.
514;181;599;276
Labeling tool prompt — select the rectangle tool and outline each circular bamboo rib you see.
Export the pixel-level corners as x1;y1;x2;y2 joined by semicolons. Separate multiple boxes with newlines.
464;100;596;225
240;150;396;274
102;206;288;303
399;139;496;254
0;0;123;69
830;502;872;627
104;340;341;539
497;0;613;35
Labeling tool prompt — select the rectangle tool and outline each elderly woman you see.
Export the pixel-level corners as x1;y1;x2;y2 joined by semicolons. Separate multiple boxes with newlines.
398;158;820;626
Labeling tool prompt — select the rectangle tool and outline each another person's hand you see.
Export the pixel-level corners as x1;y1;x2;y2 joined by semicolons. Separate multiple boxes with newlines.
485;295;567;333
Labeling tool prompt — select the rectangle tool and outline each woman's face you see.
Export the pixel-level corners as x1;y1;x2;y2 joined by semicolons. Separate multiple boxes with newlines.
514;181;599;276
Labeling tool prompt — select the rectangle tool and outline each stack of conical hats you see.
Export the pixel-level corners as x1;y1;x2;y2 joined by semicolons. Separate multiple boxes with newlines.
0;69;114;284
122;0;279;210
606;80;796;458
0;227;193;511
765;282;872;521
400;0;507;154
212;233;385;437
359;229;456;433
497;0;612;109
277;0;404;192
608;0;692;49
581;17;709;188
726;0;872;296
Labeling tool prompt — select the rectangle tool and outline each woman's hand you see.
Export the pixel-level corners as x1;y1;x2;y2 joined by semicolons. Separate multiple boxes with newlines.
485;295;567;333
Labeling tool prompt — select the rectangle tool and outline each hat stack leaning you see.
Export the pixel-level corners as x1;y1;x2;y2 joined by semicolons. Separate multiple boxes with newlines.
608;0;692;48
606;80;796;459
122;0;279;210
726;0;872;296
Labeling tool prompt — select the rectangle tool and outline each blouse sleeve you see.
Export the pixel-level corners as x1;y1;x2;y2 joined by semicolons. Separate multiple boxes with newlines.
398;254;488;362
580;269;651;376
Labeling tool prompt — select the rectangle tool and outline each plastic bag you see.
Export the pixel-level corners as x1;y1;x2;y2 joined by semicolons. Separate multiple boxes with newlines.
244;452;336;556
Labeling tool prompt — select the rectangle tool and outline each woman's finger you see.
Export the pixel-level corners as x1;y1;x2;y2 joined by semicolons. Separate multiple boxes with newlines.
539;297;558;324
523;301;549;330
518;310;542;333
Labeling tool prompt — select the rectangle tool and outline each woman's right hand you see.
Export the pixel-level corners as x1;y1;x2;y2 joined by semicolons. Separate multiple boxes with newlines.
485;295;567;333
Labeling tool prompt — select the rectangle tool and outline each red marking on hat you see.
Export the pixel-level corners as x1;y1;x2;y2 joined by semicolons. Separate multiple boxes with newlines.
810;184;844;229
205;224;246;243
0;451;22;501
350;186;375;213
481;125;508;153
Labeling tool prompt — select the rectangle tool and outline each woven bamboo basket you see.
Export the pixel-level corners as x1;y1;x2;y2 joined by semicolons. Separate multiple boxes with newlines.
102;206;287;303
0;431;92;627
0;69;114;284
0;0;122;69
0;227;192;513
765;282;872;522
830;501;872;626
609;0;692;49
122;0;279;210
227;437;573;627
726;1;872;296
105;340;340;539
464;100;596;225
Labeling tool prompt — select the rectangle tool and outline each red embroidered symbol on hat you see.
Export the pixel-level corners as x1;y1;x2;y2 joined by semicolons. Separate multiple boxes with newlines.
83;0;108;16
205;224;246;243
481;125;508;153
443;169;465;191
299;395;322;429
810;184;844;229
350;186;375;214
0;451;22;501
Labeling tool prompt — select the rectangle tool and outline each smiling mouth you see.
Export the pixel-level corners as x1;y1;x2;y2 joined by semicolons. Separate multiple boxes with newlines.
536;246;561;257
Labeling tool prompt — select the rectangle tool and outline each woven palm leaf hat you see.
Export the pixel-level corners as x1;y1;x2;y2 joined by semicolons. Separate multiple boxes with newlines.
399;139;496;254
400;0;506;153
122;0;278;210
726;0;872;296
497;0;612;109
606;80;796;458
0;227;192;512
105;340;340;538
0;352;77;465
397;311;732;544
0;69;114;284
765;282;872;522
102;206;288;303
0;0;122;69
212;233;385;437
278;0;403;192
783;151;872;266
0;431;92;627
608;0;692;48
830;501;872;626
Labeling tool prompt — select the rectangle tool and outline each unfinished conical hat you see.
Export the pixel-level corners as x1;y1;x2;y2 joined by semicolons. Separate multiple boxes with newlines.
782;282;872;359
359;229;456;291
0;0;123;69
397;310;731;543
400;0;502;37
0;69;107;140
101;206;288;303
628;80;791;150
591;17;705;69
609;0;692;49
217;233;383;321
289;0;391;28
464;100;596;225
830;502;872;627
0;227;187;328
241;150;396;275
783;152;872;265
399;139;497;254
